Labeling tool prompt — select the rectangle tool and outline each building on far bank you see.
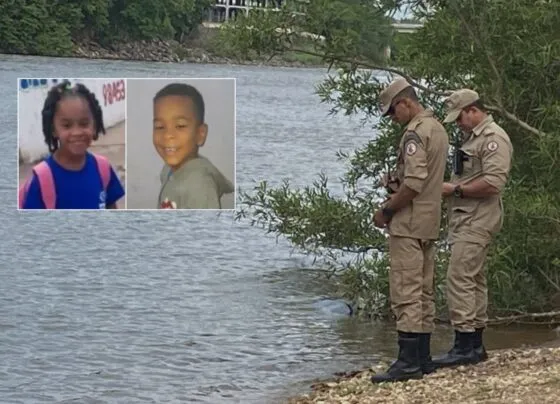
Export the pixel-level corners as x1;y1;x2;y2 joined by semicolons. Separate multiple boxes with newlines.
205;2;422;32
206;0;298;23
202;1;422;61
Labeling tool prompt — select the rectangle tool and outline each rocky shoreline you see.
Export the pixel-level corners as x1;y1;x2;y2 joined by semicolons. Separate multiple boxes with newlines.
71;38;323;68
287;344;560;404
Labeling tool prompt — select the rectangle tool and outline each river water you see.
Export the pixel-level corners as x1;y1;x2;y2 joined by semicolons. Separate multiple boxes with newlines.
1;55;558;404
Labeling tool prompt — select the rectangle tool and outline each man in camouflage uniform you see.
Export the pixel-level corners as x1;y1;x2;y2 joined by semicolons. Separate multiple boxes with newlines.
433;89;513;369
371;77;449;383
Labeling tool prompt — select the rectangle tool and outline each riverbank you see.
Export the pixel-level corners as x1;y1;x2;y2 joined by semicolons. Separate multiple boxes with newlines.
287;343;560;403
69;28;324;68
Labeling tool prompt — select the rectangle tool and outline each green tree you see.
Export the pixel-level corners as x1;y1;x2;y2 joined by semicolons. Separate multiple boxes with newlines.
0;0;75;55
0;0;211;54
220;0;560;321
107;0;212;41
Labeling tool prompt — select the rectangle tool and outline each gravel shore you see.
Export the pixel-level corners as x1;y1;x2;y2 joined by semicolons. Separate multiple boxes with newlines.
287;345;560;404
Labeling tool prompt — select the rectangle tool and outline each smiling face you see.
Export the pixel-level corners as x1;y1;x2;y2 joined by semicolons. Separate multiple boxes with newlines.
53;96;95;158
153;95;207;171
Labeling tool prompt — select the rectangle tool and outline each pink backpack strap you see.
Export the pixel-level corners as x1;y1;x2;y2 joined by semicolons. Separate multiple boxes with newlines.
30;161;56;209
18;176;31;209
92;153;111;190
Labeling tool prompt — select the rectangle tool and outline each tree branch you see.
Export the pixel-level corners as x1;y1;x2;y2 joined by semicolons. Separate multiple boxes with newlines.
538;268;560;293
446;1;547;138
487;310;560;325
530;215;560;225
483;105;546;137
451;0;504;107
291;47;450;96
303;243;381;255
288;47;547;137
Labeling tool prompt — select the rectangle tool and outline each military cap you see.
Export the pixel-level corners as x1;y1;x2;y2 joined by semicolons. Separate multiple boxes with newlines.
379;77;412;116
443;89;480;123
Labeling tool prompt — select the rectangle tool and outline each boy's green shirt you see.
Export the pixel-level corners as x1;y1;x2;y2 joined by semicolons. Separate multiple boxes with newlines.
158;155;234;209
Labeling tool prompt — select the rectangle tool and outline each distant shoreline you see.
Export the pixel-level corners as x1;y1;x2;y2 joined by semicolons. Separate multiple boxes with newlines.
3;37;325;69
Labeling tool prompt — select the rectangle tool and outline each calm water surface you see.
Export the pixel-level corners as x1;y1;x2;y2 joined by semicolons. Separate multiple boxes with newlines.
0;55;557;404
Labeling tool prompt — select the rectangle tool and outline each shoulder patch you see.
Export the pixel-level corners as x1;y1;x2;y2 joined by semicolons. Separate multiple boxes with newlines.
406;142;418;156
487;141;499;152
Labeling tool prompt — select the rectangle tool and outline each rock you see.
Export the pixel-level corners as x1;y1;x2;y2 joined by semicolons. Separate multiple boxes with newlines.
69;38;324;67
313;298;354;317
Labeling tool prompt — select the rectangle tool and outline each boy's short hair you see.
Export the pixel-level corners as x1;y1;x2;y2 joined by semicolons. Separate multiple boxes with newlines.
153;83;205;124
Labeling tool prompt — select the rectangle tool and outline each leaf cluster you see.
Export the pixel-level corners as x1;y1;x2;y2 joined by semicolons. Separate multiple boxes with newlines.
0;0;211;55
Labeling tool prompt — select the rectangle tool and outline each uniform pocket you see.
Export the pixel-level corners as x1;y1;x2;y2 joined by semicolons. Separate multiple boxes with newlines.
450;202;477;230
390;257;423;305
451;204;476;213
462;149;482;177
412;201;440;239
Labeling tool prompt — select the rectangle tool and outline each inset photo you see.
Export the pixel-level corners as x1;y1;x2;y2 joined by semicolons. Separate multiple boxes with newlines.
126;78;236;210
17;78;127;210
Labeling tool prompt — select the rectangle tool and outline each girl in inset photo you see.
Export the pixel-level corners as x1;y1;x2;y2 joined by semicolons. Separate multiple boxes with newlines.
19;80;125;209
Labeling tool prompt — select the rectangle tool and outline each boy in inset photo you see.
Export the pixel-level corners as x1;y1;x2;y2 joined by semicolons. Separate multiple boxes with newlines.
153;83;234;209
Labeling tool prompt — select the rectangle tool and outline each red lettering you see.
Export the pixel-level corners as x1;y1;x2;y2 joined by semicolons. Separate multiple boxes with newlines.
103;85;108;107
120;80;126;101
102;80;126;107
112;82;118;103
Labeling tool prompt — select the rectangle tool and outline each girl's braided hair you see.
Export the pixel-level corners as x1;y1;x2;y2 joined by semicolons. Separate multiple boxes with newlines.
42;80;105;153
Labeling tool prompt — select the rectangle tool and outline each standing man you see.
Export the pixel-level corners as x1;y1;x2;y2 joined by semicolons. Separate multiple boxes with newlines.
371;77;449;383
432;89;513;369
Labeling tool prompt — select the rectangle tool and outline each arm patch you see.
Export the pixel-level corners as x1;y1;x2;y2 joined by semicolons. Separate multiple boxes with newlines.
402;131;422;156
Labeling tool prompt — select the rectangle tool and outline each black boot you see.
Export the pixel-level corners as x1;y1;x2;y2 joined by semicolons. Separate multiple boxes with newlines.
432;331;479;369
418;333;436;375
474;327;488;361
371;332;423;383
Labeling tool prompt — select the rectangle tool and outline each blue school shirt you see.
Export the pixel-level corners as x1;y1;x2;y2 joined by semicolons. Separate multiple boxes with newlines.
23;153;125;209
